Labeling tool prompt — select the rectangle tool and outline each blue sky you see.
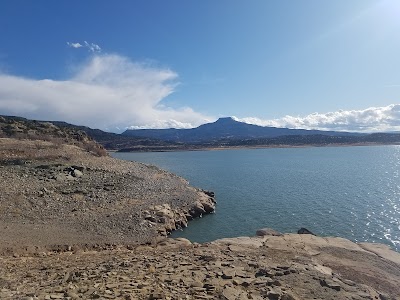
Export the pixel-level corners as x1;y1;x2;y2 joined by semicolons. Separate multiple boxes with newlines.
0;0;400;132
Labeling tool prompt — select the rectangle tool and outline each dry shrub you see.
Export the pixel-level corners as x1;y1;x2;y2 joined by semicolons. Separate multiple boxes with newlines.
27;134;65;147
82;142;108;157
43;136;65;148
0;139;70;161
14;133;29;140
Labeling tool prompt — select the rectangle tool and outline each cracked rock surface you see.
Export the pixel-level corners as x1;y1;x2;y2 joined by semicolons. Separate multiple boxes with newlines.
0;235;399;300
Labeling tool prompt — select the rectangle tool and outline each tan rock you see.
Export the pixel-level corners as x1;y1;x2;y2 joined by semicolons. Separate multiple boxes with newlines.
222;286;248;300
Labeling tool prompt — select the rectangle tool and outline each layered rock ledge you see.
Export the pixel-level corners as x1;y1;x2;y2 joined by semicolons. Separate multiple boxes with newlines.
0;234;399;300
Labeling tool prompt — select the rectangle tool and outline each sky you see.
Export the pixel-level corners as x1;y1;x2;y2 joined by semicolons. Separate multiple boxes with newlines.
0;0;400;132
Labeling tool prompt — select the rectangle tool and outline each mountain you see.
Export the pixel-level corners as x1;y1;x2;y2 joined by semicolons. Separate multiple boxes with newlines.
1;115;399;152
51;121;176;150
0;115;176;151
122;117;361;143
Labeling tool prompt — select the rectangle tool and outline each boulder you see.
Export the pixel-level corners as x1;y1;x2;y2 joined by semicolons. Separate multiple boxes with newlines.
155;208;174;218
256;228;282;236
222;286;248;300
189;202;206;218
71;165;85;172
144;215;157;223
203;190;215;198
297;228;315;235
54;174;65;181
202;199;215;213
72;169;83;178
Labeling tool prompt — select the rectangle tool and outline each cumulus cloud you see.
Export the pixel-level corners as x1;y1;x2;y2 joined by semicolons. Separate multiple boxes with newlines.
67;41;102;53
234;104;400;132
0;54;211;131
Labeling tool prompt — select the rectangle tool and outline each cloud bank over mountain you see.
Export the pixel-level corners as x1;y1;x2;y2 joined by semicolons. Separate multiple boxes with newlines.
0;54;211;131
0;53;398;132
234;104;400;132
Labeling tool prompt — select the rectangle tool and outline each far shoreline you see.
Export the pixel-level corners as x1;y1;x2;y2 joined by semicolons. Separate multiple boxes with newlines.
110;142;400;153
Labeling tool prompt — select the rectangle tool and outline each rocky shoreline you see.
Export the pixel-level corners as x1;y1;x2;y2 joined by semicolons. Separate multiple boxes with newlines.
1;233;399;300
1;137;400;300
0;138;215;255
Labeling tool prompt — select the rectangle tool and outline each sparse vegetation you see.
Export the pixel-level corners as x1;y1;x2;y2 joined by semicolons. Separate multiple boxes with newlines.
0;116;108;157
81;141;108;157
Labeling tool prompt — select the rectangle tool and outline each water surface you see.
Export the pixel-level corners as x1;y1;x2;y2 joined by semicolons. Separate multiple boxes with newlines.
112;146;400;251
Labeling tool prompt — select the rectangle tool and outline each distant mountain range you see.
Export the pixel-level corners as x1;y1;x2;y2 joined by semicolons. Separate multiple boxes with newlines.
50;121;176;150
2;115;400;151
122;117;361;143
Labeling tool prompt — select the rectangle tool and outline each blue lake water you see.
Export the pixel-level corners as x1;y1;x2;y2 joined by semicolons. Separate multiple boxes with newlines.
111;146;400;252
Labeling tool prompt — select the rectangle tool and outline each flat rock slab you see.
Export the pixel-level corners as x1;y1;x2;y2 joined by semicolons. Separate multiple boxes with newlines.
359;242;400;265
1;235;399;300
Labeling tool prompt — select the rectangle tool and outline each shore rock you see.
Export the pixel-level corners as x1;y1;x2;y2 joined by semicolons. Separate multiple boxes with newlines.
297;227;316;235
256;228;283;236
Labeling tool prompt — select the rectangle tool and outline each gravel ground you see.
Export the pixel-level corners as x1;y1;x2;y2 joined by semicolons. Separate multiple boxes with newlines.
0;138;215;255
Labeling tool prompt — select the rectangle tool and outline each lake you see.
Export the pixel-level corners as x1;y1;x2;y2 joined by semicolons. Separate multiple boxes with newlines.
111;145;400;252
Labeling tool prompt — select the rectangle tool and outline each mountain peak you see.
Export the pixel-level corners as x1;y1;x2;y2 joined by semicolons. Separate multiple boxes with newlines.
214;117;237;123
122;116;361;143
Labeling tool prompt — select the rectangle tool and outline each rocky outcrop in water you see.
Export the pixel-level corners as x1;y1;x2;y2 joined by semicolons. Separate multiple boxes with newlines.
297;227;315;235
143;192;216;236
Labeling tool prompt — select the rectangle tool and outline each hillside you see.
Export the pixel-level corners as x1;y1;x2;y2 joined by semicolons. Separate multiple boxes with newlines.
0;115;91;144
0;115;107;156
0;115;178;151
51;121;177;150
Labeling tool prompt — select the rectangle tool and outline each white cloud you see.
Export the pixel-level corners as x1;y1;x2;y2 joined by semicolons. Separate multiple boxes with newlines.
234;104;400;132
128;118;197;130
67;41;102;53
0;54;211;131
83;41;101;53
66;42;83;49
1;51;397;133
